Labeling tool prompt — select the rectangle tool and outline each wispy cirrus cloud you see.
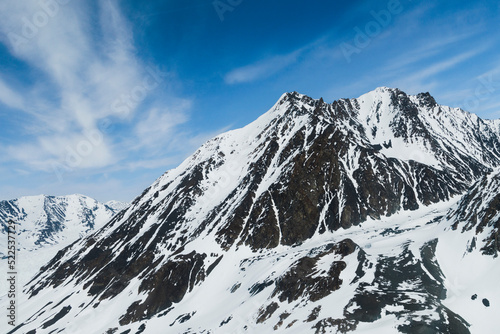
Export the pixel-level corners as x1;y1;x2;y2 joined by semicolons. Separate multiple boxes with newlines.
389;48;487;90
224;49;303;85
382;30;484;74
0;77;25;110
133;103;191;151
0;0;191;176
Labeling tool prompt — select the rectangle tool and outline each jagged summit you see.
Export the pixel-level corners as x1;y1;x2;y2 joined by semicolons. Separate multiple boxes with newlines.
281;87;469;124
7;88;500;334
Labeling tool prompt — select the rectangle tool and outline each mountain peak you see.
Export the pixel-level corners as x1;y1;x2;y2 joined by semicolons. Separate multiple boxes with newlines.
278;91;317;106
373;86;402;94
362;86;406;99
415;91;438;108
358;86;440;106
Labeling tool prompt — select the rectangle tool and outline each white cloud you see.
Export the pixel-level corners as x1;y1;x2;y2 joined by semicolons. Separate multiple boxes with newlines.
405;49;480;82
133;103;191;150
382;30;483;73
385;46;489;98
0;0;188;174
225;50;302;84
0;78;24;110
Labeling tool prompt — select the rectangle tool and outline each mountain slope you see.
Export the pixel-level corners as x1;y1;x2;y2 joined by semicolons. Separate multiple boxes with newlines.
6;88;500;334
447;169;500;256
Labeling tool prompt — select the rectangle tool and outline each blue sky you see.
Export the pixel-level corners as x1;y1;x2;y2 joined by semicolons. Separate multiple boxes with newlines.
1;0;500;202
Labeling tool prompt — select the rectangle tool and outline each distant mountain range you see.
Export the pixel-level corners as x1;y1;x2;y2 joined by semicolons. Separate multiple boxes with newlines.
0;194;128;293
5;88;500;334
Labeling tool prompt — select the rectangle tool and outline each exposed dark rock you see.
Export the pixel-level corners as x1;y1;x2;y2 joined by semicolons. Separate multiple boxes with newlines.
206;255;223;276
256;302;279;323
313;318;357;334
41;306;71;329
306;306;322;323
230;283;241;293
273;312;291;330
416;92;438;109
135;324;146;334
248;279;274;296
119;252;206;325
342;241;470;334
272;239;356;303
219;316;232;327
170;312;196;326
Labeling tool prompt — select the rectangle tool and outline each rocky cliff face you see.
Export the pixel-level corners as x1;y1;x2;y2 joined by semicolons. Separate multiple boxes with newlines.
7;88;500;334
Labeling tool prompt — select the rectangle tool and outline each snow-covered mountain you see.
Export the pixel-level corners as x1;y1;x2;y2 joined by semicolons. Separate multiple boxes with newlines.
0;194;127;293
6;88;500;334
105;200;131;213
